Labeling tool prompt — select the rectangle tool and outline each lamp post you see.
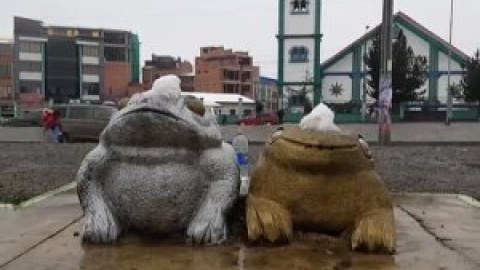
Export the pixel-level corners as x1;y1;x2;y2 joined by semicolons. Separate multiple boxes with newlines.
378;0;394;145
445;0;454;125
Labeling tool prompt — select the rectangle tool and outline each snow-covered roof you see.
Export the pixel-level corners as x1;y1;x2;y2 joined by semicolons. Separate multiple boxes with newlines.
180;92;255;105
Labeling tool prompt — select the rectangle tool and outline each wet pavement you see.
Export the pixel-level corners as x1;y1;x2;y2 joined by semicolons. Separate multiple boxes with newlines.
1;192;480;270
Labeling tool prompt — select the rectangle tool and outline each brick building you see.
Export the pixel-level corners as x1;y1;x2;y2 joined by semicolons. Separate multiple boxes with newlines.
142;55;194;92
194;46;259;99
0;39;14;116
13;17;140;111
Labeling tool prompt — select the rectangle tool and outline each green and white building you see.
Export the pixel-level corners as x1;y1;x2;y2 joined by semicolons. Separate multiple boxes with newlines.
277;0;323;110
277;2;470;117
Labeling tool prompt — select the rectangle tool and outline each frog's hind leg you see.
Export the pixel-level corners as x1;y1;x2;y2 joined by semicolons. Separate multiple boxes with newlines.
246;194;293;243
77;145;121;244
350;208;396;254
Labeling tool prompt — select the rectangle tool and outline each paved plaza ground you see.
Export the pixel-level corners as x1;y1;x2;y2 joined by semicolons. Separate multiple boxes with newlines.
2;143;480;204
0;123;479;269
1;192;480;270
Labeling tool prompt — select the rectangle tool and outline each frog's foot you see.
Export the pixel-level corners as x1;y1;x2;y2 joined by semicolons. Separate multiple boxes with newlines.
82;198;121;244
246;194;292;243
351;208;396;254
187;206;227;245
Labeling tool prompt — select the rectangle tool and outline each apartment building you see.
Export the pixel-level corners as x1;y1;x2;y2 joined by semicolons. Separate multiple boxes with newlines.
194;46;259;99
13;17;140;110
256;76;279;113
142;55;194;92
0;39;14;116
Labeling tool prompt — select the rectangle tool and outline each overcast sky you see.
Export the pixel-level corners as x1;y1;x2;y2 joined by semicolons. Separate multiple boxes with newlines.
1;0;479;78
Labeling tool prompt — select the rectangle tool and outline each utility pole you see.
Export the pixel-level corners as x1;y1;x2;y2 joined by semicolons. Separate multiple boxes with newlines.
445;0;454;125
362;25;370;122
378;0;394;145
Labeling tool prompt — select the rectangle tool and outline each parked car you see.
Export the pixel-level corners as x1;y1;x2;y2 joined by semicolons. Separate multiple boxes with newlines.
1;110;43;127
51;104;118;142
236;113;279;126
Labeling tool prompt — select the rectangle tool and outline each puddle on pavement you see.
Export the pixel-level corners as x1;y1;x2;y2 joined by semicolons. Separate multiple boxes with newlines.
78;234;395;270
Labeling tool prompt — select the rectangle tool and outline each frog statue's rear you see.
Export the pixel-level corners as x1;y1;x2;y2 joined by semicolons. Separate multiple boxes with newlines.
76;75;240;245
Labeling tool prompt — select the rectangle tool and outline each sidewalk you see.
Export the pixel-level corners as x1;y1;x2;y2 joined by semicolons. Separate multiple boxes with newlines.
1;122;479;144
1;192;479;270
222;122;480;144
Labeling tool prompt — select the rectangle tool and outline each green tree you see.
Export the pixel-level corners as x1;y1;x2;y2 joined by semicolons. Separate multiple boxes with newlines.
460;49;480;102
364;29;428;108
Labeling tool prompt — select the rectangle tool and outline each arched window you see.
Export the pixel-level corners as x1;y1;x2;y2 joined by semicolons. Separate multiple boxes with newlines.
289;46;309;63
291;0;309;14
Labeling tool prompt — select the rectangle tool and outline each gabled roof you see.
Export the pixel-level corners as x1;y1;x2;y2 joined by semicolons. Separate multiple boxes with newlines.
321;11;469;71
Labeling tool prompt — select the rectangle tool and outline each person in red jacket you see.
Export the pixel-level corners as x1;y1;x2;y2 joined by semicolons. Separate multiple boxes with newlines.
42;108;62;143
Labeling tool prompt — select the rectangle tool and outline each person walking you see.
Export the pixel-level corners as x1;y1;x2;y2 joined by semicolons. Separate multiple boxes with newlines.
42;108;62;143
51;110;63;143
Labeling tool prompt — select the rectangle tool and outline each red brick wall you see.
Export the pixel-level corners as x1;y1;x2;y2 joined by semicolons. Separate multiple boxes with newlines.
0;53;13;101
104;62;131;100
194;46;259;99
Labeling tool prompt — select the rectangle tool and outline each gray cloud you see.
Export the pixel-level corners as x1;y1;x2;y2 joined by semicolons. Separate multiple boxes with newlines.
1;0;478;78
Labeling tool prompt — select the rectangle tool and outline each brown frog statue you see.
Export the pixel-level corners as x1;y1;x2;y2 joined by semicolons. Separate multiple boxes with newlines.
246;126;395;253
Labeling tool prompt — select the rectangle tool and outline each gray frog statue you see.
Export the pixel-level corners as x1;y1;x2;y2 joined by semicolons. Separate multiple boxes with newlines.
77;75;239;245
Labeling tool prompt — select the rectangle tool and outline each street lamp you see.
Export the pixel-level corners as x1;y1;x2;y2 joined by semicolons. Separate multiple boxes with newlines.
445;0;454;125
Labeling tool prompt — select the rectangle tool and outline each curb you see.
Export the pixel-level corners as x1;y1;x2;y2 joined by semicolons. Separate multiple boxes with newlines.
0;181;77;210
458;194;480;208
394;192;480;208
227;140;480;146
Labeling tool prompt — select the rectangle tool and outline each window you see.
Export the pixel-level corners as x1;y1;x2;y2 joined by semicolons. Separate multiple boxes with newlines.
0;64;11;79
241;71;251;82
289;46;309;63
82;83;100;96
0;86;12;98
104;47;127;62
224;70;239;80
0;44;12;54
19;62;42;72
241;85;251;96
291;0;309;14
82;65;99;75
104;32;126;44
69;107;92;119
19;81;42;94
224;84;236;93
82;46;99;57
230;109;236;116
19;42;42;53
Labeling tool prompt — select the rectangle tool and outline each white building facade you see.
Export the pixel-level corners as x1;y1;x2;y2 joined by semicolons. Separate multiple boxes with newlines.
320;12;469;106
277;0;323;109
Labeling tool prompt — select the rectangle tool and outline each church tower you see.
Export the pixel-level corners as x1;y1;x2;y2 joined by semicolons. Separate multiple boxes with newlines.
277;0;322;109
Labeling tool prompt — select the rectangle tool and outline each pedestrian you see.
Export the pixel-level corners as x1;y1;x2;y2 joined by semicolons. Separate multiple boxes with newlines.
42;108;53;142
42;108;62;143
276;109;284;124
52;109;63;143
